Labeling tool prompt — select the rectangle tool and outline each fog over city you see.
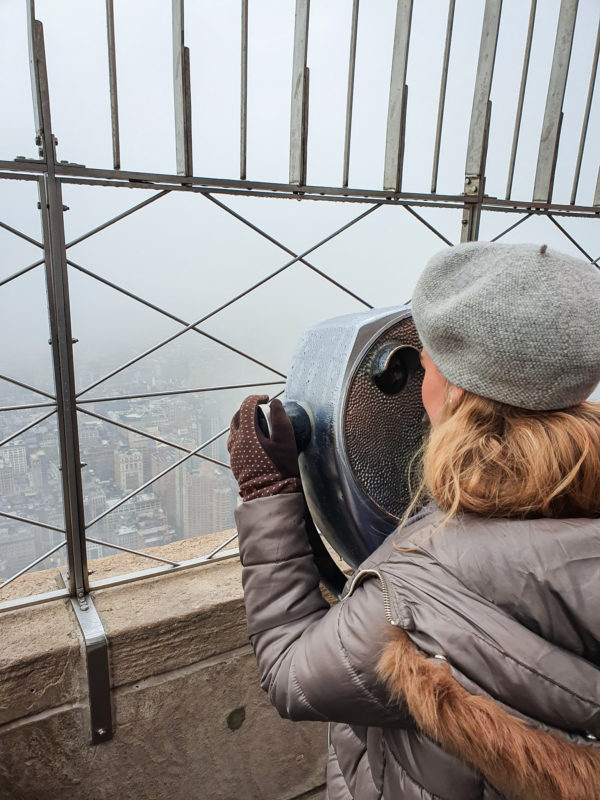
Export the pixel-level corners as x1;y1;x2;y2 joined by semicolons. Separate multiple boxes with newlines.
1;0;599;582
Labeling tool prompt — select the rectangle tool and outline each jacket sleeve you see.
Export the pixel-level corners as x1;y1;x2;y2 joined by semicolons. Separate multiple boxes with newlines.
235;493;412;727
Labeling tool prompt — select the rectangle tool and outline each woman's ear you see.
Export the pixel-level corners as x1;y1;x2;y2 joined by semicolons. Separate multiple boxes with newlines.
448;385;464;406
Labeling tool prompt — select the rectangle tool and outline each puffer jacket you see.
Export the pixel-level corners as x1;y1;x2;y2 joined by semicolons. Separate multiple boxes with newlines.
236;494;600;800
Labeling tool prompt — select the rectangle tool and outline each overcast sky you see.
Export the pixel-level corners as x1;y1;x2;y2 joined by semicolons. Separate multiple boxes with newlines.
1;0;599;406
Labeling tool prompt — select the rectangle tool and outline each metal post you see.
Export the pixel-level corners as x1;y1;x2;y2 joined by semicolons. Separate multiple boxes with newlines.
289;0;310;186
533;0;578;202
342;0;360;188
505;0;536;200
570;19;600;205
27;5;114;745
461;0;502;241
240;0;248;180
172;0;193;177
383;0;413;192
27;5;89;601
105;0;121;170
431;0;455;193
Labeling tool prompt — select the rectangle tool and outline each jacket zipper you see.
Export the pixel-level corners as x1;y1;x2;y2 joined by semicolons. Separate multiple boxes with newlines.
344;568;401;627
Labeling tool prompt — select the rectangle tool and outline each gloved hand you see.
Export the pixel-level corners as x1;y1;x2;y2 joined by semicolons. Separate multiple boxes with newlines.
227;394;301;501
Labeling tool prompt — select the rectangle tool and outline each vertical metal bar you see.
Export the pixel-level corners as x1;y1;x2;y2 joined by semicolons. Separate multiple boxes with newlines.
27;12;89;600
464;0;502;178
461;100;492;242
533;0;578;202
461;0;502;242
383;0;413;192
342;0;360;188
26;1;42;152
240;0;248;180
431;0;455;193
172;0;193;176
105;0;120;170
289;0;310;186
505;0;536;199
593;166;600;207
570;19;600;204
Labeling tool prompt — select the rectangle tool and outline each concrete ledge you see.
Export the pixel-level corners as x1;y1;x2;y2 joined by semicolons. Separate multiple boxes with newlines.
0;535;330;799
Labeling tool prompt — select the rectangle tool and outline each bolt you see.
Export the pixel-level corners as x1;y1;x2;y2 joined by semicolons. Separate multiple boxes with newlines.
37;202;42;210
465;177;471;184
35;135;41;146
72;338;79;344
62;205;69;211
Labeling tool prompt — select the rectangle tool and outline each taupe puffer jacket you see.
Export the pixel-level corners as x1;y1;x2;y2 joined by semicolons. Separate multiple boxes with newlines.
236;494;600;800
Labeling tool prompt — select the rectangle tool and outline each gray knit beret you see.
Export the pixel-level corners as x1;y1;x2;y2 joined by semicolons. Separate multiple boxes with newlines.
411;242;600;410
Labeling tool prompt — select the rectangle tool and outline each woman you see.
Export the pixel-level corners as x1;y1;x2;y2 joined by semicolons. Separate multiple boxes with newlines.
227;242;600;800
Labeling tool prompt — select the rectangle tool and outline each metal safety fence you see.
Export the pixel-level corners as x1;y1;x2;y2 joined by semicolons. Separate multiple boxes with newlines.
0;0;598;742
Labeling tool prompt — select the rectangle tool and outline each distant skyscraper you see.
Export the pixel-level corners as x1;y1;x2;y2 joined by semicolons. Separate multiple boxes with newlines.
182;462;235;537
114;449;144;492
4;443;27;475
0;464;16;497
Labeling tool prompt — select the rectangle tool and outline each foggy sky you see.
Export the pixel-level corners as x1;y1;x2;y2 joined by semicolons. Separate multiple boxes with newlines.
1;0;599;401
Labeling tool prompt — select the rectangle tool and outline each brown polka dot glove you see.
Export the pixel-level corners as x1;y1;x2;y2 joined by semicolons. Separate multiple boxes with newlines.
227;394;301;501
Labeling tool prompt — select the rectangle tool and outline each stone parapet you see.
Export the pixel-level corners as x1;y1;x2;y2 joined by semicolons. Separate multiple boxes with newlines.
0;533;328;800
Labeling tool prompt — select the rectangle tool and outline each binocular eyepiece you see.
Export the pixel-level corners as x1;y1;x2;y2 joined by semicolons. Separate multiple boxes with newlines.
256;401;312;453
258;344;420;452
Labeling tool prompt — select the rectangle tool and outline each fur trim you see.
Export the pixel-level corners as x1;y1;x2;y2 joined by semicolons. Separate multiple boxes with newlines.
376;628;600;800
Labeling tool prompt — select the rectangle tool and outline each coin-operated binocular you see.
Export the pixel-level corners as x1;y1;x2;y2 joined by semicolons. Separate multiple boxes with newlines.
259;305;425;593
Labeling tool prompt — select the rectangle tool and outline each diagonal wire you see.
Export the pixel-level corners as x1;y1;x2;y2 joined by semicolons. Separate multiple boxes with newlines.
64;190;170;250
85;536;179;566
86;425;232;529
69;257;287;395
0;401;56;412
0;373;55;400
0;220;43;249
0;258;45;288
206;531;239;560
86;386;283;533
0;509;65;533
70;204;379;397
0;409;56;449
0;540;66;589
177;201;380;331
547;215;597;266
403;206;454;246
490;212;533;242
203;193;377;307
78;405;231;469
78;379;285;404
0;192;168;294
204;387;285;560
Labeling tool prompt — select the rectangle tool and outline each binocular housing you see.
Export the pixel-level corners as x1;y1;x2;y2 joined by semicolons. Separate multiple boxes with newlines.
260;305;426;575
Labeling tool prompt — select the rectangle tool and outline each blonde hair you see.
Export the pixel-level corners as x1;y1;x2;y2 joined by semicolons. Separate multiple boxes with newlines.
408;392;600;523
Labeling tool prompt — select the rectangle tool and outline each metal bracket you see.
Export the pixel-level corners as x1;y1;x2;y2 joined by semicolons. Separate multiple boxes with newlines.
70;591;114;745
463;175;480;196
